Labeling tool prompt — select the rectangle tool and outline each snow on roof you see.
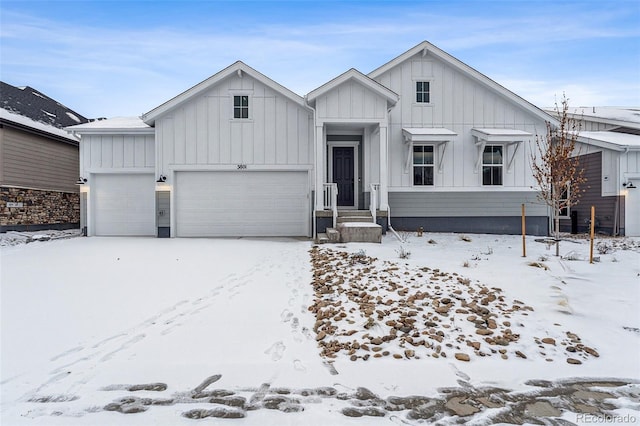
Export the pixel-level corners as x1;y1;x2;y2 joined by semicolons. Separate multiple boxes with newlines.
0;108;79;142
571;107;640;123
579;131;640;149
545;106;640;129
66;116;153;133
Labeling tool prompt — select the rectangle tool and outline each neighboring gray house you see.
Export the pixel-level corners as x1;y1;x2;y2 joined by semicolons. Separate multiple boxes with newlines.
1;82;89;232
545;107;640;236
68;41;558;239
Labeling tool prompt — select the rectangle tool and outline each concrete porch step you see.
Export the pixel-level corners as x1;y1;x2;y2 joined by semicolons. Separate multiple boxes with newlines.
337;222;382;243
315;233;329;244
337;216;374;224
337;210;373;217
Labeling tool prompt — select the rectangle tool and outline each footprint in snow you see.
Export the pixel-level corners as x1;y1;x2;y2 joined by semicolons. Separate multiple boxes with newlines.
293;359;306;372
280;309;293;322
264;341;286;362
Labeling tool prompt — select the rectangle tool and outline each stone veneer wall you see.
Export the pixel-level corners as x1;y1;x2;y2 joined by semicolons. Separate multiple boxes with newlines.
0;187;80;231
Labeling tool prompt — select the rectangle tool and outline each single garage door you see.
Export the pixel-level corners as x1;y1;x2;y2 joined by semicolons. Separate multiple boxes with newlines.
175;171;309;237
93;173;156;236
625;183;639;236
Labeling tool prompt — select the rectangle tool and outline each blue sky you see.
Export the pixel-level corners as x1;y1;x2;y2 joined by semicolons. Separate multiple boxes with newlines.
1;0;639;118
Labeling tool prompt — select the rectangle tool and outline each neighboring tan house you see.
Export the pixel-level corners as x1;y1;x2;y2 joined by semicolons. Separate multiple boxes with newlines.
545;107;640;236
67;41;558;239
0;82;88;232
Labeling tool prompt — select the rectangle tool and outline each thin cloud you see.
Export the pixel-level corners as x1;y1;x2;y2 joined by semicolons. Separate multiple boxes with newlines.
1;2;637;117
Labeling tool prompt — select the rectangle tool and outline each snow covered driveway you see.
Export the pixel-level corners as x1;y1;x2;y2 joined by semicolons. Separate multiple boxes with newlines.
1;234;639;425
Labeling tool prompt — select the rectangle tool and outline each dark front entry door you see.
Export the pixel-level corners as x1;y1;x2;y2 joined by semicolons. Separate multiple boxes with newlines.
332;146;355;206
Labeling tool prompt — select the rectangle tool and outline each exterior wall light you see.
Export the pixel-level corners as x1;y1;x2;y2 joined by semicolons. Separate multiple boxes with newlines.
623;181;636;189
156;175;167;183
76;177;87;185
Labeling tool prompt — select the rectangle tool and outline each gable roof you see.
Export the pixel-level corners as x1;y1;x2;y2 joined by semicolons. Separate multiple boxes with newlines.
1;81;89;129
306;68;399;107
368;41;558;126
143;61;311;126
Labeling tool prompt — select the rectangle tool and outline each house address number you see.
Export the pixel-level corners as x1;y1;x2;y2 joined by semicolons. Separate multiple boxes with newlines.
237;164;247;170
7;202;23;208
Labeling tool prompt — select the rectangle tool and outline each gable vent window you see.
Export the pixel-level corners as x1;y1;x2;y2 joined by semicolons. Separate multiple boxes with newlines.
416;81;430;103
233;95;249;119
482;145;503;186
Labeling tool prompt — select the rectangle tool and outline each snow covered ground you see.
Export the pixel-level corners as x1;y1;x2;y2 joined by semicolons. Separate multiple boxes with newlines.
1;233;638;425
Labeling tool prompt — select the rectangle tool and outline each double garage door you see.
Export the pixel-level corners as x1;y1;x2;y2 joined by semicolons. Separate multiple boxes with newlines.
175;171;310;237
93;174;156;236
92;171;310;237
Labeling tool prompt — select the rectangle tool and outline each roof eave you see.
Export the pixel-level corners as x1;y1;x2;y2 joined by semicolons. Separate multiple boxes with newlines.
576;135;636;152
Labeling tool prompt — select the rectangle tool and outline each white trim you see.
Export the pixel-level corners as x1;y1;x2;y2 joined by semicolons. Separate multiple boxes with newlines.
85;168;154;174
413;78;433;106
480;144;504;186
327;141;359;209
307;68;398;106
388;186;538;192
168;164;312;172
229;91;253;121
410;144;436;187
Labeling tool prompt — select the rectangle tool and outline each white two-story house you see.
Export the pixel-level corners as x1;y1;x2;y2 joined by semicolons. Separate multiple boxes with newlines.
68;41;568;239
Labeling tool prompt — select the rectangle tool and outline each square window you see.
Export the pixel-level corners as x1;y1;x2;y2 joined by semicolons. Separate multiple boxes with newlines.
482;145;503;185
416;81;430;103
233;95;249;119
413;145;434;186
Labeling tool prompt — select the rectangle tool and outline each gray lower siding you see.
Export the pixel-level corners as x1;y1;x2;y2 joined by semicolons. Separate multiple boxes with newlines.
390;216;547;236
388;191;548;235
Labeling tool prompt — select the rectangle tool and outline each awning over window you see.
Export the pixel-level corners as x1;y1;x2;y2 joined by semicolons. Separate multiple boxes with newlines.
402;127;457;142
402;128;457;172
471;128;533;172
471;128;532;142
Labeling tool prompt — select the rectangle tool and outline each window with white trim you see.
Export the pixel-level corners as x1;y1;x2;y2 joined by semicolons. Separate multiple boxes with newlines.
416;81;430;103
233;95;249;119
413;145;434;186
482;145;503;186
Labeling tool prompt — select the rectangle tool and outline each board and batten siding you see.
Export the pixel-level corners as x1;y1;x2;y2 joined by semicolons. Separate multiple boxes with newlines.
314;80;388;121
373;56;547;190
80;134;155;172
0;126;79;193
155;74;313;170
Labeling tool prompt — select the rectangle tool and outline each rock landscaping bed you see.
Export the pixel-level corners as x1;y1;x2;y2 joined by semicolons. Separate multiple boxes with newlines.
84;375;638;423
308;246;601;365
